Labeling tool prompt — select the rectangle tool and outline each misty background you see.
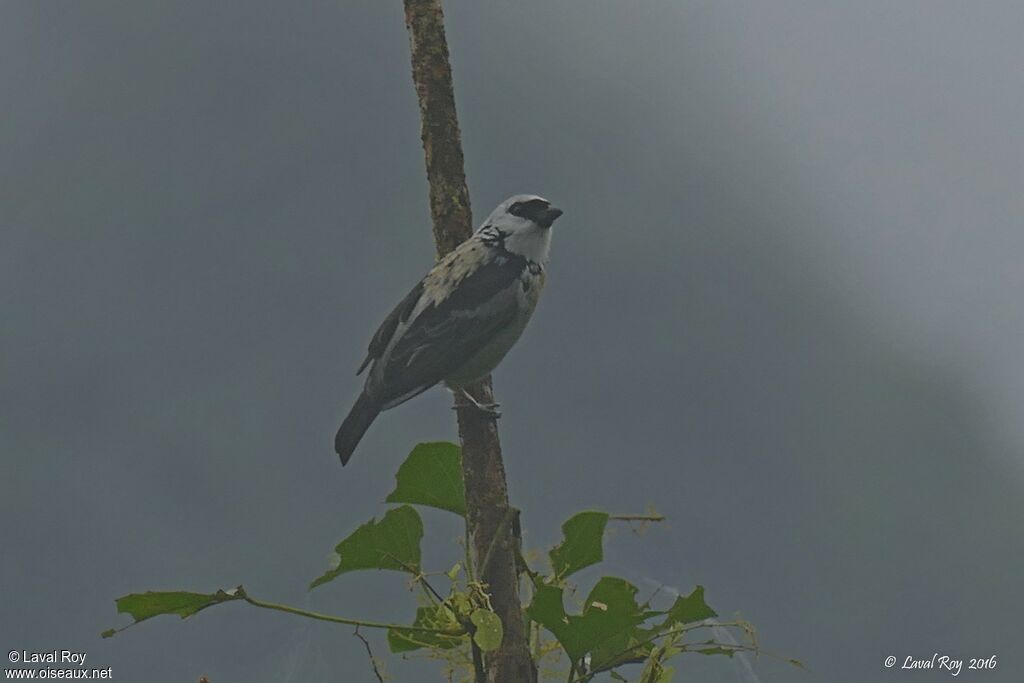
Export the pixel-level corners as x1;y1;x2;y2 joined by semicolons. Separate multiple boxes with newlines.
3;1;1023;681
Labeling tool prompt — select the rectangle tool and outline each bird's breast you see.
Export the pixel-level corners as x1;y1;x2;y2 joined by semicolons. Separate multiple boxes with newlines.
443;269;545;387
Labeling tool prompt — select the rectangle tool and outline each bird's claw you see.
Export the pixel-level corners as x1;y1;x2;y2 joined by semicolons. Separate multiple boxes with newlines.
452;403;502;419
453;389;502;419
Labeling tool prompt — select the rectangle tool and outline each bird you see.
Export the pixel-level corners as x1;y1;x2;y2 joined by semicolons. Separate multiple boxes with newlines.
334;194;563;465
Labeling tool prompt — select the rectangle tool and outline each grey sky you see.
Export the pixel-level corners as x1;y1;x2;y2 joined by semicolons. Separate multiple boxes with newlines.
3;2;1023;681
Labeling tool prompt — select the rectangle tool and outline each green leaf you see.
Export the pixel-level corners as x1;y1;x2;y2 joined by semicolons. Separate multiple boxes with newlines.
665;586;716;625
105;588;244;636
310;506;423;589
470;609;504;652
590;624;658;673
697;646;735;657
549;511;609;579
526;583;579;658
527;576;648;663
387;605;465;653
385;442;466;516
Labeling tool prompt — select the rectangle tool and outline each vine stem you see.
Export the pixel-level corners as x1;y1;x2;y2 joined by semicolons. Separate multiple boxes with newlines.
240;593;464;635
569;620;797;683
608;514;666;522
353;627;386;683
384;554;484;683
383;552;447;606
579;622;739;679
571;643;767;683
471;641;486;683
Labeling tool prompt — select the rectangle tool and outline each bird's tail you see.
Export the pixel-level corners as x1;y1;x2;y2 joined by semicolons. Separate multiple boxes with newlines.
335;392;382;466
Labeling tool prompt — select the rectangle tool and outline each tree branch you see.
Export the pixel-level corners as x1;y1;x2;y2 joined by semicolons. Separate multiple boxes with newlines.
403;2;537;681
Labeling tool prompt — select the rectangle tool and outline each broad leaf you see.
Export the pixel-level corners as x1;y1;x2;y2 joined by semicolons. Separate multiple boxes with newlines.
385;442;466;516
590;623;658;673
310;506;423;589
470;609;503;652
666;585;716;625
387;605;465;653
104;588;243;637
527;576;648;663
549;511;609;579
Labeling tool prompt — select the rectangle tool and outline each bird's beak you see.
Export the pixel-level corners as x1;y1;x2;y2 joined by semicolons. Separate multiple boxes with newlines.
538;206;563;229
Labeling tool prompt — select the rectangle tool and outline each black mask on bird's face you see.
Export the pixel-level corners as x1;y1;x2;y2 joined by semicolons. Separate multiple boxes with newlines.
508;197;563;229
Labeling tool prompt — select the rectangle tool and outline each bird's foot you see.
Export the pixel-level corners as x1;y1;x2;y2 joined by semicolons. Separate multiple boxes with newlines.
452;388;502;419
454;403;502;419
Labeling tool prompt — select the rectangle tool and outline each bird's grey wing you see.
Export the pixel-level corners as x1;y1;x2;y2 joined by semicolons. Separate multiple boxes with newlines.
357;280;424;375
374;253;528;406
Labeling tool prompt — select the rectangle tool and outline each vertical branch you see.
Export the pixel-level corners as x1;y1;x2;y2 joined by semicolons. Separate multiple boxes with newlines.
403;2;537;682
403;0;472;258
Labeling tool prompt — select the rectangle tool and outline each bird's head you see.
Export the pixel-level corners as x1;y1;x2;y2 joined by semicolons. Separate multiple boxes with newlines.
488;194;563;230
479;194;563;261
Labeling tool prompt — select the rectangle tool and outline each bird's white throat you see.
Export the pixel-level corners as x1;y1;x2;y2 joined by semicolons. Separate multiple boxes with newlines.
502;225;553;264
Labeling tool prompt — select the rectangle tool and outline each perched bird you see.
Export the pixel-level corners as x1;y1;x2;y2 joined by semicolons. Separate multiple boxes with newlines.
335;194;563;465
